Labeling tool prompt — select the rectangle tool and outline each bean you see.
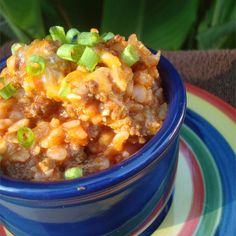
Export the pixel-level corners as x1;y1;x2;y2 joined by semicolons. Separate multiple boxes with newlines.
50;118;60;128
94;156;110;170
158;103;167;120
8;119;30;133
134;71;153;88
63;120;81;129
40;127;64;148
112;131;129;151
0;119;13;131
47;146;67;161
38;158;54;173
67;126;88;140
0;137;7;154
132;84;147;103
10;149;30;162
98;131;114;146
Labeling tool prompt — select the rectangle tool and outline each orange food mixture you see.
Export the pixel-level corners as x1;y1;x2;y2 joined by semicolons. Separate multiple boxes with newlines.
0;30;167;181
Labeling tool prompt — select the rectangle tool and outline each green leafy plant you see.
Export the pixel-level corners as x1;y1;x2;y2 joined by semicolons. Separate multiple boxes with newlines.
0;0;235;50
0;0;45;42
197;0;236;49
101;0;199;50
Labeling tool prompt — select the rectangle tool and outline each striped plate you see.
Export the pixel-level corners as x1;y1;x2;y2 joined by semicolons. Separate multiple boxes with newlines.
1;84;235;236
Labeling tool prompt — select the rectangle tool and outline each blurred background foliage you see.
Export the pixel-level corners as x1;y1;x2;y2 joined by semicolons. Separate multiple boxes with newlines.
0;0;235;50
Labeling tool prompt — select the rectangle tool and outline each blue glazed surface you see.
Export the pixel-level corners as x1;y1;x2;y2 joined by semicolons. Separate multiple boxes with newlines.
1;139;178;236
0;56;7;69
0;54;186;235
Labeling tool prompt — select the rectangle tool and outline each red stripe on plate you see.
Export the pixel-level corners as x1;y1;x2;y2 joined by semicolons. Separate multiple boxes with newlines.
0;225;7;236
178;139;205;236
185;83;236;122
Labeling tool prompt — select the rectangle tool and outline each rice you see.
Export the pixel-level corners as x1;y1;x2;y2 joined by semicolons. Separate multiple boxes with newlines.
0;28;167;181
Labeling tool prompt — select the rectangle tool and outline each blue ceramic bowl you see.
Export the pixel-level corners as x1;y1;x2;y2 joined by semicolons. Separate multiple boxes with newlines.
0;54;186;236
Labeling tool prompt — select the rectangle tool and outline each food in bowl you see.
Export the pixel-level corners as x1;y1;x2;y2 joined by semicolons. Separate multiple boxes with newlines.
0;27;186;236
0;26;167;181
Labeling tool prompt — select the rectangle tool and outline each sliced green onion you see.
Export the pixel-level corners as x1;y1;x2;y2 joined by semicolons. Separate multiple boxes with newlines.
64;167;83;180
66;28;80;43
11;43;24;55
57;44;85;62
77;32;100;46
45;34;52;40
59;81;71;97
0;83;17;100
17;127;35;148
49;26;66;43
26;55;46;76
0;155;3;161
121;44;140;67
101;32;115;42
79;47;100;71
0;77;5;85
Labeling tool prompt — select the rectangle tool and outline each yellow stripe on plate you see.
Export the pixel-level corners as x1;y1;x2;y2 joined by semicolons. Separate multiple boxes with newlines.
5;228;13;236
187;92;236;153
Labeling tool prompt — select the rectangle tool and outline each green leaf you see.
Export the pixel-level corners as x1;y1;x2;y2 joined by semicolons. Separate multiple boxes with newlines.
197;20;236;49
0;8;30;42
0;14;15;39
211;0;235;26
0;0;45;42
50;0;103;31
197;3;215;34
41;0;67;29
197;0;236;49
101;0;199;50
198;0;235;32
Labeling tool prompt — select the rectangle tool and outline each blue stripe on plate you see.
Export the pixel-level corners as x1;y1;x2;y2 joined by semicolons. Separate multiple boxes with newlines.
184;109;236;235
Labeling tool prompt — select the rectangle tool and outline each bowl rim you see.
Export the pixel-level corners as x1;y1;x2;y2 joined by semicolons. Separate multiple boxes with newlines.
0;52;186;200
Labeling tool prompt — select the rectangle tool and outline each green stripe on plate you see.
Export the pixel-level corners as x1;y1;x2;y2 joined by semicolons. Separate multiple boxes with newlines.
180;125;222;236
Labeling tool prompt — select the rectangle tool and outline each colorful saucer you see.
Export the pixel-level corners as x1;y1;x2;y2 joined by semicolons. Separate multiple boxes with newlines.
144;84;236;236
1;84;235;236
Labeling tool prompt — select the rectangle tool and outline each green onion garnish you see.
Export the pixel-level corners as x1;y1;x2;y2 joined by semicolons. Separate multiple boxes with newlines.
17;127;35;148
45;34;52;40
57;44;84;62
79;47;100;71
64;167;83;180
121;44;139;67
66;28;80;43
49;26;66;43
0;83;17;100
59;81;70;97
77;32;100;46
0;155;3;161
0;77;5;85
26;55;46;76
101;32;115;42
11;43;24;55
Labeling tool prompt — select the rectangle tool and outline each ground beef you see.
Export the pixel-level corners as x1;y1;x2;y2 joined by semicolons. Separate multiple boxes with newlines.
20;95;61;120
0;32;167;181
